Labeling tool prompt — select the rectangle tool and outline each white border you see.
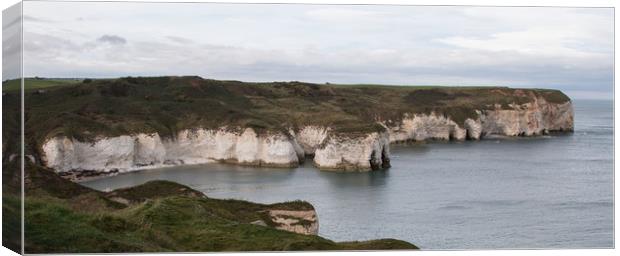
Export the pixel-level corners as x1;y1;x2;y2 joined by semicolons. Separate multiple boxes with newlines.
0;1;616;256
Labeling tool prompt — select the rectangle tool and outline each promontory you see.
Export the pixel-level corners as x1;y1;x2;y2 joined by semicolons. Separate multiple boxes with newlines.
7;76;573;177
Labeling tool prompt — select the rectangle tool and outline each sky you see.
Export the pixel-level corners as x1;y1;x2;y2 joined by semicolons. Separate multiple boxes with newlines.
3;2;614;99
2;2;21;82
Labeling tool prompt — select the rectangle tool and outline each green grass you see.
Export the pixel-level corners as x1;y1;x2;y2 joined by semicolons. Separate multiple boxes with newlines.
2;195;21;253
2;78;82;92
11;165;417;253
22;195;417;253
2;76;571;157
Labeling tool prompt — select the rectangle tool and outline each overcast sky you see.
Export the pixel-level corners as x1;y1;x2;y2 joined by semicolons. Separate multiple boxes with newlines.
4;2;614;99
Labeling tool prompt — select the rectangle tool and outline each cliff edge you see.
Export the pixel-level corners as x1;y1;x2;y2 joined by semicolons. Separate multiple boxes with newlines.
6;76;573;174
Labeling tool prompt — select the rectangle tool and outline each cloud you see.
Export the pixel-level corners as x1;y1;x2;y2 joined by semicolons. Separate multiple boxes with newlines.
23;15;55;23
435;22;610;60
305;8;383;22
97;34;127;45
18;2;613;99
165;35;193;44
25;31;83;55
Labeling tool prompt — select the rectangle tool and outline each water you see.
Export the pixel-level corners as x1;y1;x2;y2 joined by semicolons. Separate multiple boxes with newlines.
82;100;614;249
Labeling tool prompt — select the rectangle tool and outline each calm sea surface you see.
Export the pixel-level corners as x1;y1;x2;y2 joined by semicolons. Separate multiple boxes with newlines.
82;100;613;249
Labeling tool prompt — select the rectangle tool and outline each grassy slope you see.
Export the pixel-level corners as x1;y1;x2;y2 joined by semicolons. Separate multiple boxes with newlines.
11;164;417;253
2;76;570;159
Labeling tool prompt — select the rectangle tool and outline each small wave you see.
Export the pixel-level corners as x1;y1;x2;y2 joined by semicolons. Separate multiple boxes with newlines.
552;200;612;210
438;205;470;210
463;199;527;207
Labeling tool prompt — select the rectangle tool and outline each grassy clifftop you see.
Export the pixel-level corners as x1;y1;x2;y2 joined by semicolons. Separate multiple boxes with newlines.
2;76;570;156
3;163;417;253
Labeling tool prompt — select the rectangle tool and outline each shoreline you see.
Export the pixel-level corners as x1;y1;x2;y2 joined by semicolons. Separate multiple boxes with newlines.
73;132;574;184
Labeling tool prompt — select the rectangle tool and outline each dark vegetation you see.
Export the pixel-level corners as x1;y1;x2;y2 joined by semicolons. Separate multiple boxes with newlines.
2;76;569;252
2;161;417;253
2;82;22;253
3;76;570;158
3;81;418;251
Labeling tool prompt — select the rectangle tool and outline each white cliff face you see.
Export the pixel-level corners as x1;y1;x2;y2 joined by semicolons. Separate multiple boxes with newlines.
292;126;329;155
388;98;573;142
542;101;574;132
480;98;574;137
163;128;300;167
313;131;390;171
134;134;166;166
42;128;301;173
388;113;468;142
464;117;483;140
42;135;138;172
41;98;573;174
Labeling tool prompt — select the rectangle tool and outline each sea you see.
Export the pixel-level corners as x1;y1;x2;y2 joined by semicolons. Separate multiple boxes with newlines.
82;99;614;249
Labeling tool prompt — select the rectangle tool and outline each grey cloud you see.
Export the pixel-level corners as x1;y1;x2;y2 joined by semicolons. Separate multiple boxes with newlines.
23;34;613;95
23;15;54;23
24;32;82;54
97;34;127;45
165;36;193;44
19;3;612;99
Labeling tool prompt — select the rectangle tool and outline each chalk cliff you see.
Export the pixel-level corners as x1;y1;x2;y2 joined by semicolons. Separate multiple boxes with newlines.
266;209;319;235
32;76;573;175
313;131;390;171
42;95;572;174
479;98;574;136
291;126;330;155
388;96;573;141
42;128;302;173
